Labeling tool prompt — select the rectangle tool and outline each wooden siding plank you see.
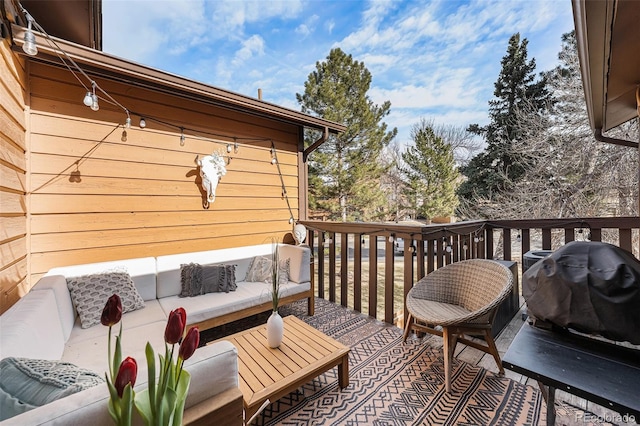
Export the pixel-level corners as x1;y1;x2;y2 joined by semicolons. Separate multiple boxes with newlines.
29;194;298;214
0;192;26;214
0;106;26;150
1;216;27;241
0;258;28;315
29;153;298;183
0;135;26;171
0;72;26;128
0;163;26;193
30;210;291;234
0;238;27;270
30;233;294;275
30;220;290;253
29;131;299;167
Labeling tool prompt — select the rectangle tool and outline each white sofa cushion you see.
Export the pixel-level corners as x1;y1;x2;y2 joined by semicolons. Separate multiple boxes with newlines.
61;320;168;380
158;281;310;325
0;290;65;360
156;245;276;299
47;257;158;301
65;300;167;346
31;275;76;341
279;244;311;283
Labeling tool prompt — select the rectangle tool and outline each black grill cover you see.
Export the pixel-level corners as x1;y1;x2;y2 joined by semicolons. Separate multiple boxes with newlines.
523;241;640;344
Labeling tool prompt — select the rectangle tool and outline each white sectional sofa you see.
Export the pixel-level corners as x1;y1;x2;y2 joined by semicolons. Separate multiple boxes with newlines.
0;243;312;425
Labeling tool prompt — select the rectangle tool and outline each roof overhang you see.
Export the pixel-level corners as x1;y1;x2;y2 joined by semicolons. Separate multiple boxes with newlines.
8;24;346;137
572;0;640;135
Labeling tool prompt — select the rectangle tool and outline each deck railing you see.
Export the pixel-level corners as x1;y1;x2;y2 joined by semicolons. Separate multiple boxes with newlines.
300;217;640;326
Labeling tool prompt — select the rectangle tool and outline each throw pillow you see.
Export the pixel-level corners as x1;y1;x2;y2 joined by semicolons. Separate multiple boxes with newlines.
66;271;145;329
0;357;103;421
246;256;290;285
180;263;237;297
245;256;272;282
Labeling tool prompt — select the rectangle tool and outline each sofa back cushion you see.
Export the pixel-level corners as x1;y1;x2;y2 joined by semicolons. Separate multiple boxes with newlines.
47;257;157;301
156;245;272;298
0;289;65;360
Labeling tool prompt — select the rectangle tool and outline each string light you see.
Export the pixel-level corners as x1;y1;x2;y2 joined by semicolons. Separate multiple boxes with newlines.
121;129;127;142
22;12;38;56
179;128;185;146
139;118;146;128
388;235;394;243
516;232;522;243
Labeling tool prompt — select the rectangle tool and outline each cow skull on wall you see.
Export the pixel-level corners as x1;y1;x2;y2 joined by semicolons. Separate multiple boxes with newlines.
195;152;227;208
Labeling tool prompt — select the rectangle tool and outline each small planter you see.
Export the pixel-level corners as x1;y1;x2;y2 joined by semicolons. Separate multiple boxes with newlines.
266;311;284;348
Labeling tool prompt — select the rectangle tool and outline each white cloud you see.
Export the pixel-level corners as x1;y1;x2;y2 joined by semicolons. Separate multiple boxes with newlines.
233;35;265;65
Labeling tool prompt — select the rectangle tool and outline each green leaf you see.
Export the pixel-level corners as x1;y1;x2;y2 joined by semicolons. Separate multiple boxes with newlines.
134;388;153;426
171;371;191;426
144;342;156;418
120;384;135;426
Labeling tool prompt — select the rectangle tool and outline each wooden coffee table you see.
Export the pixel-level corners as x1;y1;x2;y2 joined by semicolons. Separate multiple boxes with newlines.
214;315;350;420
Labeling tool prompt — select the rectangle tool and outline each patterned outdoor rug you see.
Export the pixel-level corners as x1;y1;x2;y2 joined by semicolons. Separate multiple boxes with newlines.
200;299;620;426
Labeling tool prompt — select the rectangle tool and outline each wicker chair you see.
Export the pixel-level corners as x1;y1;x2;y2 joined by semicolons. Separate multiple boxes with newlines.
402;259;513;392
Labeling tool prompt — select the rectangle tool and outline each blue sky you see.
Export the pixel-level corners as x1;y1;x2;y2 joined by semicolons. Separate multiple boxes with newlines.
102;0;575;145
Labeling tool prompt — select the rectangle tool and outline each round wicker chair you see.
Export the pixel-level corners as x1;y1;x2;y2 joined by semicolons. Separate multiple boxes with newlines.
402;259;514;392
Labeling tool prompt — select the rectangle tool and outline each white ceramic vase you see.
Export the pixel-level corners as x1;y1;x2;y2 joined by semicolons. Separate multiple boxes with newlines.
266;311;284;348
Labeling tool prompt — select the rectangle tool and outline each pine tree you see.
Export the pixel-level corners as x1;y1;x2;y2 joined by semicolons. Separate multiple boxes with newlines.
401;119;460;220
458;33;551;202
297;48;397;221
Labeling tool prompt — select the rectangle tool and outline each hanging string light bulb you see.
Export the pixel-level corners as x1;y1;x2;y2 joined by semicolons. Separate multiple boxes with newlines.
22;12;38;56
139;117;146;128
516;232;522;243
179;128;185;146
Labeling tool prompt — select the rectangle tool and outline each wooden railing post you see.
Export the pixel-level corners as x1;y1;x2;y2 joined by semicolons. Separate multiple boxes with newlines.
354;233;362;313
369;235;378;319
385;235;394;324
340;232;348;307
329;232;336;303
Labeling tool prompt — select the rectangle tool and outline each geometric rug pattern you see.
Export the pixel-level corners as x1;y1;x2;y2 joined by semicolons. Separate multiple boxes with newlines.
201;298;620;425
255;299;545;425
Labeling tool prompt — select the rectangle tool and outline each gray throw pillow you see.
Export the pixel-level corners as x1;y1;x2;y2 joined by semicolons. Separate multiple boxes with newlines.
180;263;237;297
246;256;290;285
66;271;145;329
0;357;103;421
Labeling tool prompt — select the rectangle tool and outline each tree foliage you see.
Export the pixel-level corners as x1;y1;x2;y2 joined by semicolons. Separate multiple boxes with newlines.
458;31;638;220
459;33;551;201
401;119;460;220
297;48;397;221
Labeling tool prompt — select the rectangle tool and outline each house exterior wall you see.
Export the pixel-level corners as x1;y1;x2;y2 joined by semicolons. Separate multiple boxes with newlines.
1;57;303;313
0;38;28;314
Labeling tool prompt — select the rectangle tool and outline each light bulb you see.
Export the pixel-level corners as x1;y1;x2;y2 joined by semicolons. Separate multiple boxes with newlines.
227;144;232;153
22;18;38;56
83;91;93;106
139;118;146;128
180;134;185;146
463;244;468;251
271;158;277;165
516;234;522;243
474;237;479;243
289;217;294;224
121;130;127;142
445;245;452;253
90;94;99;111
388;235;394;243
125;117;131;128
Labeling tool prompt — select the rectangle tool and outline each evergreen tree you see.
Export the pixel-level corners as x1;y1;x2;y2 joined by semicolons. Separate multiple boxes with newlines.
297;48;397;221
401;119;460;220
458;33;551;202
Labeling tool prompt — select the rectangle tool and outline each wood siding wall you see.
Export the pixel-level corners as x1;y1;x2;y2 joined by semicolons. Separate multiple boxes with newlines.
24;62;302;292
0;39;28;314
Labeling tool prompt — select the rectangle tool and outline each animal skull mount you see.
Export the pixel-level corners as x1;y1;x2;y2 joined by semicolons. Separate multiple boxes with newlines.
195;152;227;209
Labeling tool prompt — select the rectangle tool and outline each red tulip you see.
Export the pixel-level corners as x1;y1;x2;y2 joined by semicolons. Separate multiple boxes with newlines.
101;294;122;327
165;308;186;344
179;327;200;361
114;357;137;397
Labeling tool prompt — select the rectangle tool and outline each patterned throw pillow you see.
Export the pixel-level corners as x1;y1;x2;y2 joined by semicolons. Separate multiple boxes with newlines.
66;271;145;329
0;357;103;421
246;256;290;285
180;263;237;297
